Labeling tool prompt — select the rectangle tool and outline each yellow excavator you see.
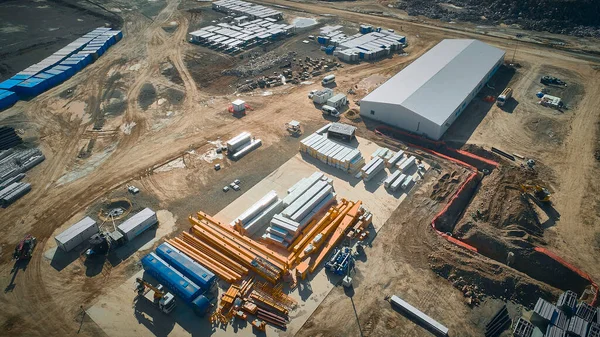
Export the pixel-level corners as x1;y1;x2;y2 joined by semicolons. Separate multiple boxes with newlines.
520;184;551;203
135;278;176;314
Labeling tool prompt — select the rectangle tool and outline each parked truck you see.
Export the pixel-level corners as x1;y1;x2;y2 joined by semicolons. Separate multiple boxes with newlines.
496;87;512;107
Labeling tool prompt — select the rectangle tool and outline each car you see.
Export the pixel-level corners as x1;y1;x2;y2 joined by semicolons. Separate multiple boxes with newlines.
234;179;241;185
232;184;240;191
128;185;140;194
223;186;230;192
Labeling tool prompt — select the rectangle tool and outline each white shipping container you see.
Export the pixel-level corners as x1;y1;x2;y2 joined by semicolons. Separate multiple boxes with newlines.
118;208;158;241
226;132;252;152
55;216;99;252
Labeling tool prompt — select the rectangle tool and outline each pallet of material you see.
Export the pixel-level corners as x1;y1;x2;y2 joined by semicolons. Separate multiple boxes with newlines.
401;175;413;190
389;174;406;192
227;131;252;152
231;190;278;226
362;157;384;181
282;172;324;207
243;199;284;235
398;155;416;173
262;232;289;248
282;180;329;218
387;150;404;167
232;139;262;159
384;170;402;188
290;185;333;222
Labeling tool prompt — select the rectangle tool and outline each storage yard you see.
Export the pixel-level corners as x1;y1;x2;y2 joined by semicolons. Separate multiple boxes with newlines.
1;0;600;337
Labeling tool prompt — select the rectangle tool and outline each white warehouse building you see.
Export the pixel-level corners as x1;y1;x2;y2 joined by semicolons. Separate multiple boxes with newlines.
360;39;505;140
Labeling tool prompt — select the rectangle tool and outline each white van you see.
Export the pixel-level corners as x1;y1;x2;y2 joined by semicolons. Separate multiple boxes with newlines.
322;74;336;86
322;105;339;117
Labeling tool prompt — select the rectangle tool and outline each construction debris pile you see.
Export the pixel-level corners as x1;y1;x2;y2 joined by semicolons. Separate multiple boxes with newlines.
226;131;261;160
316;25;407;62
299;125;364;174
513;290;600;337
0;128;45;207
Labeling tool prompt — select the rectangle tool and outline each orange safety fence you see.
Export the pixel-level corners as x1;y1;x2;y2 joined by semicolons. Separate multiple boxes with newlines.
535;247;599;306
374;125;599;304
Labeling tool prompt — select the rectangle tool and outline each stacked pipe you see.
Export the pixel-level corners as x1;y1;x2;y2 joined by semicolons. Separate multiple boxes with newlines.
0;182;31;207
227;131;261;160
0;127;22;150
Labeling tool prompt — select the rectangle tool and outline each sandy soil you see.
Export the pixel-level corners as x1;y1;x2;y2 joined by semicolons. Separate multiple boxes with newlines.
0;0;599;336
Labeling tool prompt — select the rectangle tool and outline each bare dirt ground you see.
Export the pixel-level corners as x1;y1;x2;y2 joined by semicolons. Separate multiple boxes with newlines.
0;0;599;336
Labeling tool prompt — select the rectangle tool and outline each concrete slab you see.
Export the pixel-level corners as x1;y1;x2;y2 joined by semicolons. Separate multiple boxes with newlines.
87;137;429;337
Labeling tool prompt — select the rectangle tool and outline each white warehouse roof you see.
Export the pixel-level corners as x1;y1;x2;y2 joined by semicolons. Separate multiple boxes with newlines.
362;39;505;126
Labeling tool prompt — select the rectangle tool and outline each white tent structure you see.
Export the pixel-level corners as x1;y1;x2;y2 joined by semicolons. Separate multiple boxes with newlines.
360;39;505;140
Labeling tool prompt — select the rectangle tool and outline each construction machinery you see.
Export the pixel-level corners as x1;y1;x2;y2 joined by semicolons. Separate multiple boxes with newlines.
286;120;302;136
496;87;512;107
521;184;551;203
135;278;177;314
13;234;36;261
540;76;567;87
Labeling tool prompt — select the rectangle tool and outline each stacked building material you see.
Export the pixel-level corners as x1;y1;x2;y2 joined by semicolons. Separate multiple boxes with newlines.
401;176;414;190
575;302;597;322
212;0;283;20
532;298;560;328
227;132;261;160
588;323;600;337
388;295;449;337
263;173;336;248
398;155;416;173
556;290;578;316
545;325;566;337
0;27;122;102
389;173;407;192
383;170;402;188
188;212;287;283
0;182;31;207
299;132;364;173
386;150;404;168
189;18;294;54
231;190;284;235
324;27;406;62
567;316;588;337
361;157;384;181
513;318;535;337
0;127;22;150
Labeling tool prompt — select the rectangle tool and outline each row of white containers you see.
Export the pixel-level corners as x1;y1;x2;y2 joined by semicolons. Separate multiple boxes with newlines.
55;208;158;252
262;172;336;248
299;132;365;173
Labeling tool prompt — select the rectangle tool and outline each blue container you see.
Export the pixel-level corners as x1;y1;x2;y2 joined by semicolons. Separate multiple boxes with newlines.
34;72;58;88
12;73;32;81
141;253;203;303
155;242;216;292
52;65;75;78
0;90;18;110
0;79;23;91
77;51;98;62
60;60;82;72
191;295;211;316
45;68;67;84
14;77;47;97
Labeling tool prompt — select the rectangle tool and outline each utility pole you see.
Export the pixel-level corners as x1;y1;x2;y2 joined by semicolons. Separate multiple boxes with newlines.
511;38;519;64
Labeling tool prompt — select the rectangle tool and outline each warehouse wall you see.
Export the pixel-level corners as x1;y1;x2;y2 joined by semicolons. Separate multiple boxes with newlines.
360;101;442;139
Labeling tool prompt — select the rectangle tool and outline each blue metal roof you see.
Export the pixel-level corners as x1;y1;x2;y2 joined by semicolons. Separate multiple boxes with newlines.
141;253;203;303
155;243;216;291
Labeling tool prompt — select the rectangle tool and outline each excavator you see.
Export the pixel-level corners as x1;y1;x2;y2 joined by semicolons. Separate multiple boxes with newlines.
135;278;176;314
520;184;551;203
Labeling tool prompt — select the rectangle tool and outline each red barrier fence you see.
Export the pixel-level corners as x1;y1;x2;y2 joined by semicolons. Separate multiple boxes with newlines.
374;126;598;305
535;247;598;306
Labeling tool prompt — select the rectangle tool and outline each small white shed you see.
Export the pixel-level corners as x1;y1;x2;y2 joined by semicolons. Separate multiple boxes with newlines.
232;99;246;113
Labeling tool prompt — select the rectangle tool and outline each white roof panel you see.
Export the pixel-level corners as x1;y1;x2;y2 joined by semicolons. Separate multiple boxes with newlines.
362;39;505;125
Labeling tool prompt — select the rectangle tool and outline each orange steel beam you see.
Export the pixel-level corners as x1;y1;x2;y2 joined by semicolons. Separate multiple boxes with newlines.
297;201;353;263
171;238;241;282
170;238;241;282
189;222;280;283
291;201;346;254
181;232;249;275
309;201;362;273
195;212;288;267
170;239;239;283
191;217;286;271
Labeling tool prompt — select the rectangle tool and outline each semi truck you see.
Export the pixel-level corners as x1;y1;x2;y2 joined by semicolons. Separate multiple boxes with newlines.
496;88;512;107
